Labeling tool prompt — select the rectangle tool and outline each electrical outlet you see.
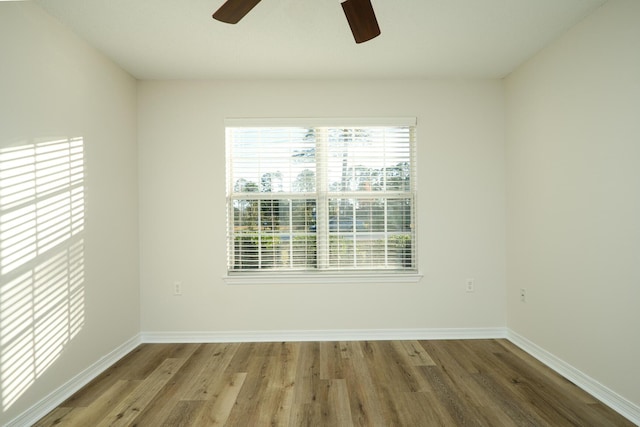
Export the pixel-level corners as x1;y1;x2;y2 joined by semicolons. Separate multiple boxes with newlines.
520;288;526;302
174;281;182;296
466;279;475;293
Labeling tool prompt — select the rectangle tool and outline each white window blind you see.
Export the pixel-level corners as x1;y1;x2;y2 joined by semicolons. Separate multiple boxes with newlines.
225;118;417;274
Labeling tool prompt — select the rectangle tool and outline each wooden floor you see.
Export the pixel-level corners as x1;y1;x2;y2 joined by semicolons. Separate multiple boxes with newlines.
35;339;633;426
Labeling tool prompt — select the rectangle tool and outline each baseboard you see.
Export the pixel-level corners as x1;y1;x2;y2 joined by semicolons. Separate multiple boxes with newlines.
5;333;142;427
507;329;640;426
140;327;508;343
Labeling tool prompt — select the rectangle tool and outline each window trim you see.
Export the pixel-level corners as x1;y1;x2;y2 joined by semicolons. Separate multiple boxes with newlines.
224;117;420;281
223;271;423;285
224;117;417;128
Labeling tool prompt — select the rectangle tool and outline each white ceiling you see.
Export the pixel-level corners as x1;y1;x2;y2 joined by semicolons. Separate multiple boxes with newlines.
32;0;607;80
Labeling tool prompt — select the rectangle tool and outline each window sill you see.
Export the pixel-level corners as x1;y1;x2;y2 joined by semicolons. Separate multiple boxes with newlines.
223;271;423;285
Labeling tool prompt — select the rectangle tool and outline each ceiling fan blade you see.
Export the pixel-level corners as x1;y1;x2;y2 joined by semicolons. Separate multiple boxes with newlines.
341;0;381;43
213;0;261;24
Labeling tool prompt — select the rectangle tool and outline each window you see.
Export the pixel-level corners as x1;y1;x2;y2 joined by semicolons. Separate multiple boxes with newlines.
225;118;417;280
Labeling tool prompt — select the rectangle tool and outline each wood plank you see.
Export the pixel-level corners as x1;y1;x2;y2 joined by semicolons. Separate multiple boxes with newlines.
392;340;436;366
456;340;554;425
420;340;503;409
221;341;258;373
181;342;240;401
418;362;497;426
492;348;629;426
469;370;549;425
33;407;75;427
223;343;287;426
496;339;600;404
339;340;365;359
190;372;247;426
58;344;170;408
375;340;432;392
343;343;388;427
160;400;205;427
35;380;142;427
227;342;300;426
288;342;321;426
125;344;217;425
394;391;458;426
96;357;185;427
258;342;299;425
288;402;318;427
320;341;345;380
326;379;354;426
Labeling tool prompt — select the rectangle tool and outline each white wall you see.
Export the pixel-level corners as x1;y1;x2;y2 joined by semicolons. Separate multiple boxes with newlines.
0;3;139;424
138;79;506;333
505;0;640;407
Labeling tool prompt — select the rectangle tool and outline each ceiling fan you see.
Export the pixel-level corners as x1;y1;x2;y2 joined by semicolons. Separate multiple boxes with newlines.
212;0;381;44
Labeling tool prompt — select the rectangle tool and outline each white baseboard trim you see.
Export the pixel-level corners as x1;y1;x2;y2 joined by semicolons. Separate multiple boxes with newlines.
5;333;142;427
507;329;640;426
140;327;508;343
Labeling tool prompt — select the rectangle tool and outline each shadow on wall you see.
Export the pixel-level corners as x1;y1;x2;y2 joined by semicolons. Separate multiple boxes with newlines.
0;137;85;412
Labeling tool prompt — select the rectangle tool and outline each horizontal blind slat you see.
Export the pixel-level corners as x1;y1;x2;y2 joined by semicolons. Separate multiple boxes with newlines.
226;121;416;273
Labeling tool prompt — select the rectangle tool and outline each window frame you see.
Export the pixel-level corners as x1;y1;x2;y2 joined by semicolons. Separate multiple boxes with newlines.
223;117;422;285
